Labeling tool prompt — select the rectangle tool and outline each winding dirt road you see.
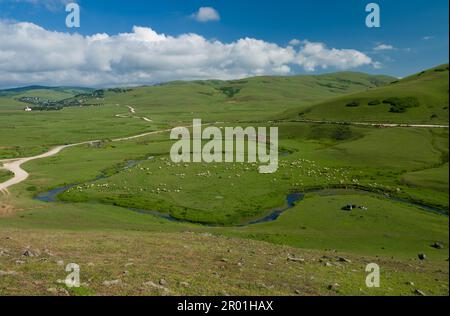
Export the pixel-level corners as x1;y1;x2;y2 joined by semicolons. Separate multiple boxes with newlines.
296;119;449;128
0;123;198;195
0;104;172;195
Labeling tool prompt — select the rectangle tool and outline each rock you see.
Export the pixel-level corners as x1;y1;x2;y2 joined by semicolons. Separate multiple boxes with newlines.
143;281;170;293
431;242;444;250
47;288;58;294
413;289;426;296
179;281;190;288
15;260;25;265
324;262;333;267
56;260;64;266
337;257;352;263
0;270;17;277
43;249;55;257
22;248;40;257
327;283;340;291
418;253;427;261
159;279;166;286
406;281;415;286
294;289;301;295
103;279;121;286
287;256;305;263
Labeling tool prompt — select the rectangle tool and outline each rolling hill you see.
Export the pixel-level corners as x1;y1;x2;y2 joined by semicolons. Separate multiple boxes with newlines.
281;64;449;124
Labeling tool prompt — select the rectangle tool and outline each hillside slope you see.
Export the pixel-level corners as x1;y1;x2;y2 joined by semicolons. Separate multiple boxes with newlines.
0;228;447;296
281;64;449;124
93;72;395;123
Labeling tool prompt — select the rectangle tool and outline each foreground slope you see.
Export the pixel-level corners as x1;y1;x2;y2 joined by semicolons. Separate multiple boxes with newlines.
0;229;447;296
282;64;449;124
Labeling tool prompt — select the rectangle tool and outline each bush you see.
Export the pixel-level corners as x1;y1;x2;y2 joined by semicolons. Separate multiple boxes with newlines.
368;100;381;106
383;97;420;113
346;101;360;107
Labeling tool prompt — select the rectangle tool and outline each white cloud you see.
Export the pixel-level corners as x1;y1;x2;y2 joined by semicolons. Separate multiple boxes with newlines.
373;43;395;51
296;41;374;71
191;7;220;23
422;35;434;40
289;39;301;46
0;21;376;88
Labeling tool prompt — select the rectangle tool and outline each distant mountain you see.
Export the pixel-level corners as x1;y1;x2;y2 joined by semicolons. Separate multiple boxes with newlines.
0;86;93;101
281;64;449;124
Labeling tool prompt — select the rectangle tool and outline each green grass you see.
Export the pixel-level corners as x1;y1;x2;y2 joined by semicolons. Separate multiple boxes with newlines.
224;192;448;260
0;168;13;183
0;72;393;158
1;229;447;296
0;66;448;296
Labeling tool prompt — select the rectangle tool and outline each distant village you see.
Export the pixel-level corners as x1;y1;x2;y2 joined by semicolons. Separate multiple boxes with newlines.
20;88;131;111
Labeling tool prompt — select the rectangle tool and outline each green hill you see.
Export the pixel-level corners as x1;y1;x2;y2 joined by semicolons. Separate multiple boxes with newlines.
281;64;449;124
0;86;93;101
95;72;395;123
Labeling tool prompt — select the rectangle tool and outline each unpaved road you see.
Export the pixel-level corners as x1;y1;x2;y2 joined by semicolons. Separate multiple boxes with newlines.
296;119;449;128
0;125;188;195
115;105;153;122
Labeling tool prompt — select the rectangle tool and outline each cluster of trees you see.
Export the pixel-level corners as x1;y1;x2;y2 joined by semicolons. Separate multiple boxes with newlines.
345;96;420;113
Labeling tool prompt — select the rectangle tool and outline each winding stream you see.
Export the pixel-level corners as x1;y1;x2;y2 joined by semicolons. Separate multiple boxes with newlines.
34;166;448;227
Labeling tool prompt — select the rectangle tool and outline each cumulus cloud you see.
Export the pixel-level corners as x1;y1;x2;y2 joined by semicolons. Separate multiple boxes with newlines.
296;41;374;71
0;21;376;88
373;43;395;51
191;7;220;22
288;39;301;46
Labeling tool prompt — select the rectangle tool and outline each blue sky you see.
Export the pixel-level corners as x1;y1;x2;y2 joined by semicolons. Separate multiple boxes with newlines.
0;0;448;87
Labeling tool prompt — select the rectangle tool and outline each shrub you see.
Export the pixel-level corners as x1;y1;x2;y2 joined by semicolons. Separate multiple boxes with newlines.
346;101;360;107
383;97;420;113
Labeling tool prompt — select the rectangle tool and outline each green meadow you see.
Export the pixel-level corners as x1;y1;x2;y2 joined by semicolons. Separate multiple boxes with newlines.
0;65;448;296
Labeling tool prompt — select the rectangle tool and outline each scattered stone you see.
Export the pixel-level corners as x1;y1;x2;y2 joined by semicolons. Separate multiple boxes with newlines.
406;281;415;286
342;204;357;211
418;253;427;261
337;257;352;263
220;258;229;263
47;288;58;294
103;279;121;286
22;248;40;257
179;281;190;288
143;281;170;293
159;279;167;286
413;289;426;296
431;242;444;250
324;262;333;267
0;270;17;277
56;260;64;266
294;289;301;295
43;249;55;257
15;260;25;265
327;283;340;291
287;256;305;263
